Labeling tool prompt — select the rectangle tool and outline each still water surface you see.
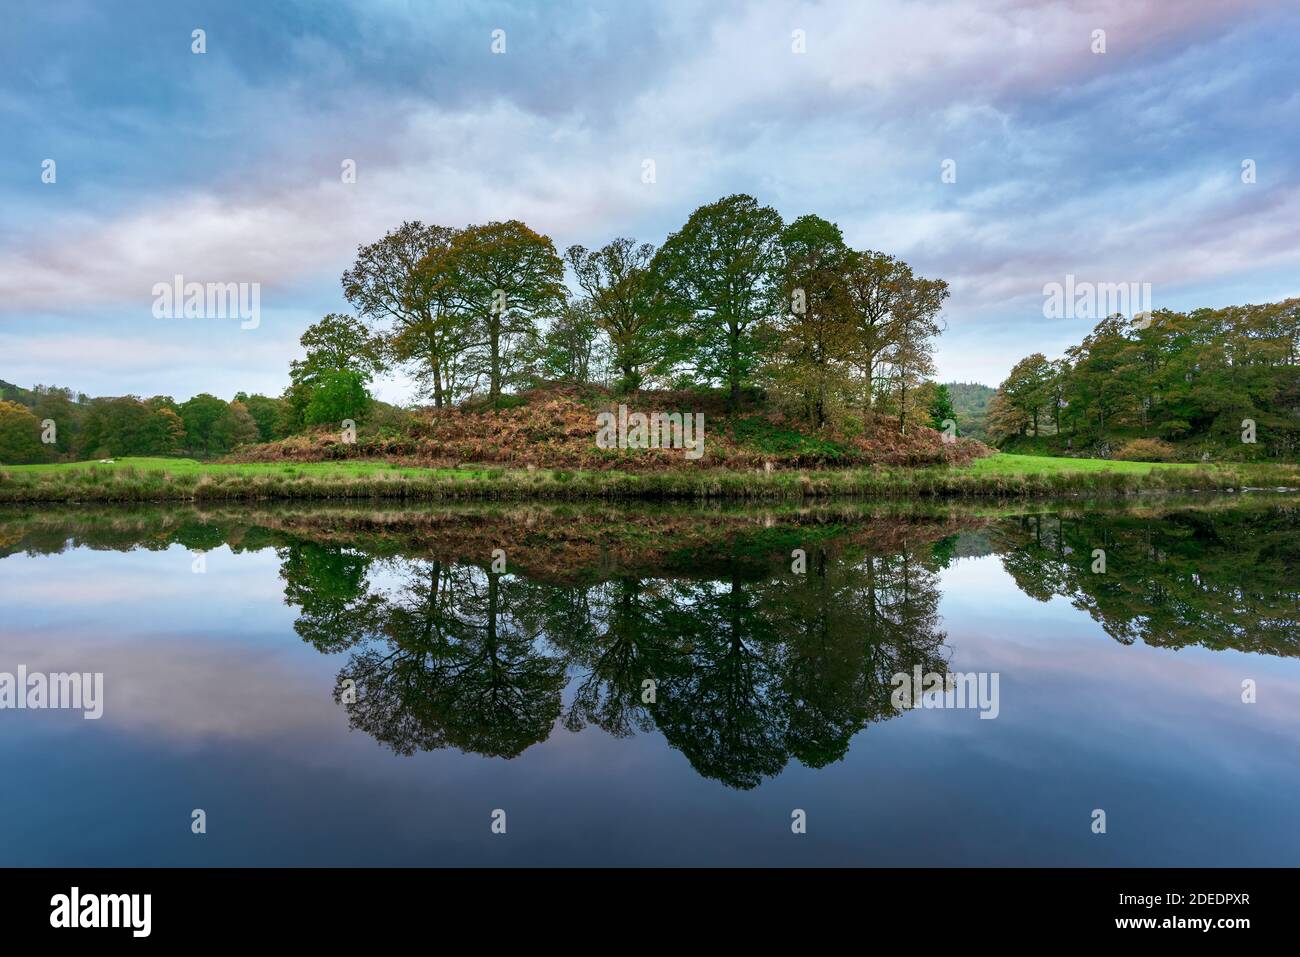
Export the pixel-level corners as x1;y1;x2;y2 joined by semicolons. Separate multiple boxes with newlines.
1;499;1297;865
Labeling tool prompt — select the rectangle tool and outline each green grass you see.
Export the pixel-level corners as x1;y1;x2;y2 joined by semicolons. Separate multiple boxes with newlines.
725;417;850;459
952;452;1196;477
2;457;459;478
0;453;1295;504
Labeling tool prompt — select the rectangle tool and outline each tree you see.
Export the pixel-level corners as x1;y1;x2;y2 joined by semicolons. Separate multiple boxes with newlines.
984;389;1027;443
283;314;382;434
147;407;186;455
565;238;672;391
278;380;310;437
1044;358;1070;436
297;313;384;380
876;272;948;433
440;220;566;404
767;214;855;429
539;298;603;382
30;386;79;457
211;400;261;450
996;353;1054;437
928;383;957;433
234;392;286;442
179;394;230;456
1043;301;1300;456
303;370;370;426
1060;316;1134;444
652;194;785;407
343;222;467;407
843;251;947;424
143;394;179;414
0;400;46;463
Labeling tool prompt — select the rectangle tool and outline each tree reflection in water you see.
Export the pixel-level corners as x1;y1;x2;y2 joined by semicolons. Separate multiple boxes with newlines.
280;534;950;789
2;499;1292;788
990;507;1300;656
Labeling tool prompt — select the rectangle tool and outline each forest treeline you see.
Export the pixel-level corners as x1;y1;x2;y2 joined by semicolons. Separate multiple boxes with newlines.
0;383;270;463
2;193;960;464
987;301;1300;460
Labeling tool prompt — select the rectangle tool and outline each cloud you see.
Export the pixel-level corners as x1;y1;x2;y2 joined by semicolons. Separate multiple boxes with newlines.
3;631;338;743
1;0;1296;396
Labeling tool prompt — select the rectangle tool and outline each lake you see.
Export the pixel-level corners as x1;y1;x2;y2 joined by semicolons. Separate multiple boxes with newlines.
1;497;1297;866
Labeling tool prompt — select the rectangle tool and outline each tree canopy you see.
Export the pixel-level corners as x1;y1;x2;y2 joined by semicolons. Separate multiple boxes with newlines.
989;301;1300;458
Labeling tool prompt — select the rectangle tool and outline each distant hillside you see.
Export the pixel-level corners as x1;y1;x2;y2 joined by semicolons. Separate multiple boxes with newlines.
945;381;995;442
0;379;36;407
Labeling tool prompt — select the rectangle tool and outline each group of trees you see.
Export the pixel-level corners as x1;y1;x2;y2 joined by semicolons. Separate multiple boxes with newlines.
332;193;950;430
2;194;955;464
987;301;1300;457
0;380;287;463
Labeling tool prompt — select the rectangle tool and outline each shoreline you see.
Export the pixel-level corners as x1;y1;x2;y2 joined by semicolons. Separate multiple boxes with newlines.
2;455;1298;504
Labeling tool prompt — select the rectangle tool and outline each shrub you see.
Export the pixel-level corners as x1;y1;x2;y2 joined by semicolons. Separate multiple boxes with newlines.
1113;438;1181;462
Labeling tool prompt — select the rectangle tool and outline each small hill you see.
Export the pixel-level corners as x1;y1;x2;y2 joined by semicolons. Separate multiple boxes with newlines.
233;383;991;471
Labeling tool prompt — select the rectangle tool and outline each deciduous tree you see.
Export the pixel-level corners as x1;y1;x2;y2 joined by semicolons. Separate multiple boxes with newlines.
767;215;855;429
565;238;671;392
343;222;466;407
653;194;784;407
441;220;566;404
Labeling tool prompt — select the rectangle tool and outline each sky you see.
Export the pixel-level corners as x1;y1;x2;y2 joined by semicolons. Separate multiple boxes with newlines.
2;0;1298;404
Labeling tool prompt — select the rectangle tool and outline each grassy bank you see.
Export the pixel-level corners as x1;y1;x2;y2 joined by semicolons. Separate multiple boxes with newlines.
2;453;1298;503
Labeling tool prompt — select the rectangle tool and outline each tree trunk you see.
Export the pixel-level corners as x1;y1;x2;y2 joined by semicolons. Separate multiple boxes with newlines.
489;323;501;404
861;355;875;428
728;325;741;410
